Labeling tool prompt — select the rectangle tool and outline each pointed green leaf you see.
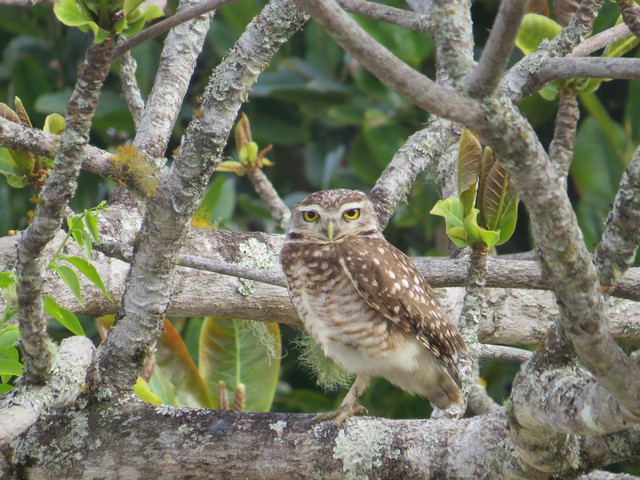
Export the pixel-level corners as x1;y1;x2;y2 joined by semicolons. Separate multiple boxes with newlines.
43;114;65;135
496;194;519;245
149;319;212;408
462;208;481;245
13;98;32;128
144;4;164;21
59;255;111;300
123;0;145;16
476;146;494;224
482;161;510;231
0;359;22;376
200;318;281;412
52;263;84;308
84;211;100;242
43;295;85;336
457;129;482;215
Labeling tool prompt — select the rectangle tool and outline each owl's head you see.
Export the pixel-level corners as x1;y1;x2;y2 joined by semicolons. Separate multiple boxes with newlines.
287;189;380;242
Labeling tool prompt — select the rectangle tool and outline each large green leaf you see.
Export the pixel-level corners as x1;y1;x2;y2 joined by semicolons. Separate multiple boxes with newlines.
515;14;562;56
43;295;85;336
199;317;281;412
430;198;468;247
457;129;482;216
150;319;213;408
482;161;510;231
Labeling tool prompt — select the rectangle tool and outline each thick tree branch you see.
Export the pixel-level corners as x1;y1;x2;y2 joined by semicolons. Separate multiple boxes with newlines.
16;39;115;383
430;0;475;83
291;0;482;124
593;146;640;287
465;0;528;97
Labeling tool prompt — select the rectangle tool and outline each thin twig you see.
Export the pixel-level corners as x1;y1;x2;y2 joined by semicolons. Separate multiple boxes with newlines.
118;45;145;128
480;344;533;363
535;57;640;84
548;93;579;187
247;169;291;231
466;0;529;97
570;23;632;57
113;0;240;60
336;0;432;34
177;254;286;288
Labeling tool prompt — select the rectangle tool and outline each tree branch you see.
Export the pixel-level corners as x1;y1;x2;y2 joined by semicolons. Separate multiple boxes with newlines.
548;93;580;187
593;148;640;286
535;57;640;84
570;23;632;57
465;0;529;97
117;47;145;129
16;39;115;383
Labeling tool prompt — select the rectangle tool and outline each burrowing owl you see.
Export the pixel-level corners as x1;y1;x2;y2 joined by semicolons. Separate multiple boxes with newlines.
280;189;466;423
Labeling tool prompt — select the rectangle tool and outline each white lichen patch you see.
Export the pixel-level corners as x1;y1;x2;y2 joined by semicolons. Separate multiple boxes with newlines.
236;237;275;296
333;421;400;480
269;420;287;442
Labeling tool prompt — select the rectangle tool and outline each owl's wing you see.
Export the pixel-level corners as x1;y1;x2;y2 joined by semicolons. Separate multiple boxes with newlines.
338;237;465;384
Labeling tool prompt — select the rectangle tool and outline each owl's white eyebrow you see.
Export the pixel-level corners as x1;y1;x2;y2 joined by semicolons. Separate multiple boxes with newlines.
300;204;322;211
340;202;363;211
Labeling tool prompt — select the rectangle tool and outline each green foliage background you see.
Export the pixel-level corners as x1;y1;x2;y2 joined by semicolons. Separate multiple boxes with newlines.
1;1;639;457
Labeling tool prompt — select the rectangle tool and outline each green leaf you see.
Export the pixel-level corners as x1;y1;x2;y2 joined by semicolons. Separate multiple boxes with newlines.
430;198;469;247
123;0;145;16
200;318;281;412
481;161;509;230
43;114;65;135
84;211;100;242
515;14;562;56
496;199;519;245
0;384;14;394
43;295;85;336
0;358;23;376
58;255;111;300
457;129;483;215
144;4;164;21
463;208;501;248
134;377;163;405
52;263;84;308
54;0;95;27
0;272;17;289
0;327;20;351
148;319;212;408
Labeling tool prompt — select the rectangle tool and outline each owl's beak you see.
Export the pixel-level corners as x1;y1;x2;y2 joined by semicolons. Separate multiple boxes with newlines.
326;220;335;241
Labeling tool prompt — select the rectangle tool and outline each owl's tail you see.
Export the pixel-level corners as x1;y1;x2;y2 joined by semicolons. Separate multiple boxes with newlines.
425;364;463;411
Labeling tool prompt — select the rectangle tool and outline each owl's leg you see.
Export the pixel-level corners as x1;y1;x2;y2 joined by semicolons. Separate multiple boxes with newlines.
315;374;370;425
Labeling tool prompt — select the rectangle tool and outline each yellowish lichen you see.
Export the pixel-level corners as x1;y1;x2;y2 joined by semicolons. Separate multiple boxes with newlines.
107;144;159;198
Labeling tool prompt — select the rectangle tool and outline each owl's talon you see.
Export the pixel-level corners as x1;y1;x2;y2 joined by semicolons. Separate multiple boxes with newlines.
314;403;367;426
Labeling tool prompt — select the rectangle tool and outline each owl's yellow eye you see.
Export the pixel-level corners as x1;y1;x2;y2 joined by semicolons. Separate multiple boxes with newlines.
343;208;361;220
302;210;319;222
